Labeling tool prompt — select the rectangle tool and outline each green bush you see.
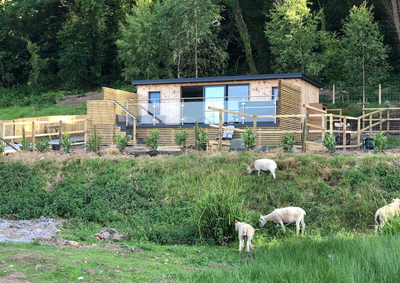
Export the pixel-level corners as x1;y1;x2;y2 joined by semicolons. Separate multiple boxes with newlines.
373;131;387;153
60;132;74;153
145;129;160;151
84;133;102;152
322;133;337;153
194;187;252;245
35;138;50;152
0;142;4;154
241;126;256;150
113;133;131;153
195;128;208;151
19;134;32;152
280;133;296;151
174;127;188;151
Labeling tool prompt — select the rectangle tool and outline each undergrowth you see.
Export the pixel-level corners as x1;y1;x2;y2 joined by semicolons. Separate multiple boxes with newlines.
0;152;400;245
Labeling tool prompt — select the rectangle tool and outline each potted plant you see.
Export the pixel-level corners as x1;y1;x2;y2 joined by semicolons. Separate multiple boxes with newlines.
322;133;337;154
60;132;74;153
280;133;296;152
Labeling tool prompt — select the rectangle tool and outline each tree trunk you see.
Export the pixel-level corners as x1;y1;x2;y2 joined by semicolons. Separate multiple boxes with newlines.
233;0;258;74
379;0;400;50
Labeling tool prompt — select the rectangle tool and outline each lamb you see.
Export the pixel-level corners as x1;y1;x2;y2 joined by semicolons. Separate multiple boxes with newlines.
259;207;306;236
234;220;255;253
374;198;400;233
247;159;277;179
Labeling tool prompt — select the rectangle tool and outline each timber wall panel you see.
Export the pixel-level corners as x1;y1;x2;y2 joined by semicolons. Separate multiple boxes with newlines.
87;100;117;145
279;80;302;141
102;87;137;115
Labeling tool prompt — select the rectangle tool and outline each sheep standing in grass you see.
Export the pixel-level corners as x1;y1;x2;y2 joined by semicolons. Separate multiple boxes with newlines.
259;207;306;236
235;220;255;253
375;198;400;233
247;159;277;179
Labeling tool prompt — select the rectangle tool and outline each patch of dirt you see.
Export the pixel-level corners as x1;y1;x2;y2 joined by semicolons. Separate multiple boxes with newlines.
55;92;102;107
0;271;30;283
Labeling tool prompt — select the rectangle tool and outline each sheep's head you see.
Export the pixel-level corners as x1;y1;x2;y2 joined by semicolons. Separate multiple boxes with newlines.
247;166;253;174
393;198;400;203
234;220;240;231
259;215;266;227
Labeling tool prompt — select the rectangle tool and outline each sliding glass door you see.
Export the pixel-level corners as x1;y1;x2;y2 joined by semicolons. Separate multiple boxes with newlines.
204;86;225;124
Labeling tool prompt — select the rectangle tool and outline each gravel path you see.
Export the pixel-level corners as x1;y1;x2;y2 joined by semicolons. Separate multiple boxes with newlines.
0;218;64;243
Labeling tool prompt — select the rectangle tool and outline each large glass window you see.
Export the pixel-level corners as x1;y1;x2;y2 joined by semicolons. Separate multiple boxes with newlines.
272;87;278;101
204;86;225;124
149;91;160;115
227;85;249;124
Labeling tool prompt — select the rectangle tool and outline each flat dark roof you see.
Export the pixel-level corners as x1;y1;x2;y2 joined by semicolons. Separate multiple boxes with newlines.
131;73;323;88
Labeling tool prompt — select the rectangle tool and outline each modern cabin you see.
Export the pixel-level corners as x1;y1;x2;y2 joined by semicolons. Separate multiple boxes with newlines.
124;73;322;147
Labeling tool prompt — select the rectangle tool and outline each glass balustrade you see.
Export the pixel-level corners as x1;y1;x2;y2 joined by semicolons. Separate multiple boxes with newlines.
125;96;277;127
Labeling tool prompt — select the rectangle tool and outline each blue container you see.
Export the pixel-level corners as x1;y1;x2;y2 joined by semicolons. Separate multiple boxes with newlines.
363;138;374;150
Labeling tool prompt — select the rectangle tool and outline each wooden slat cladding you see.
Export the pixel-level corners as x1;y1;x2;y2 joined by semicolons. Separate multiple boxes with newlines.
279;80;302;140
87;100;118;144
102;87;137;115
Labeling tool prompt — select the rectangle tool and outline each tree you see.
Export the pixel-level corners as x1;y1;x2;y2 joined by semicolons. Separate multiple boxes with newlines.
116;0;166;81
265;0;325;77
156;0;228;78
342;1;390;107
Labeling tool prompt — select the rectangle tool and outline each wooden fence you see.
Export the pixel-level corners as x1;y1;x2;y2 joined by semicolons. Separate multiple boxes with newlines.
0;115;87;151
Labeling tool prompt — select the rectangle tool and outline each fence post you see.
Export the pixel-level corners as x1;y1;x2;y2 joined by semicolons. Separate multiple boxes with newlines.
0;122;3;146
343;117;347;152
133;117;137;145
94;125;98;153
379;110;382;132
329;114;333;135
305;108;309;142
12;119;15;144
59;120;63;151
379;84;381;105
362;110;365;129
253;116;257;147
31;121;36;152
333;84;335;104
369;114;372;136
357;117;361;149
302;118;306;152
387;109;390;133
84;119;88;146
218;110;223;151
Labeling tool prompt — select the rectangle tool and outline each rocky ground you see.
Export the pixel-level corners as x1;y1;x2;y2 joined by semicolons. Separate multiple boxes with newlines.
55;91;103;107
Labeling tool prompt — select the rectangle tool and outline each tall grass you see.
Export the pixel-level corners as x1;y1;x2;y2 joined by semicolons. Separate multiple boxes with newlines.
177;234;400;283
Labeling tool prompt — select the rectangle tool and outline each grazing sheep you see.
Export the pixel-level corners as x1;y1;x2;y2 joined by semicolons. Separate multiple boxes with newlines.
259;207;306;236
375;198;400;233
247;159;277;179
235;220;255;253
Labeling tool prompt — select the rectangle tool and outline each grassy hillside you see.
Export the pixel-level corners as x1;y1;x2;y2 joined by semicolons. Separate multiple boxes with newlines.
1;150;399;243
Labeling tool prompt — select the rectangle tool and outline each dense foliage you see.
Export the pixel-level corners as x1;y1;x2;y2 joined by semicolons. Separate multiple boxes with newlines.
1;152;400;245
0;0;399;106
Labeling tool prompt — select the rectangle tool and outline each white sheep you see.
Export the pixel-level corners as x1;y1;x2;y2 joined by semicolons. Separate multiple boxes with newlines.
247;159;277;179
375;198;400;233
234;220;255;253
259;207;306;236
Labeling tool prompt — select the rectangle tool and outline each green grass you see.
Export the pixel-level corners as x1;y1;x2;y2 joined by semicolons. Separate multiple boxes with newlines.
0;104;86;120
1;151;400;281
1;234;400;282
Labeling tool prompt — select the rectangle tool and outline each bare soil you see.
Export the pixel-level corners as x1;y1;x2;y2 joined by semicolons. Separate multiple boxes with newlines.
55;92;102;107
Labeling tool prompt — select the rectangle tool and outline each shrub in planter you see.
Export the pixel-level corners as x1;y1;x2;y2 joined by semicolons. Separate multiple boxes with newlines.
241;126;256;150
280;133;296;152
60;132;74;153
174;127;188;151
322;133;337;153
113;133;131;153
35;138;50;152
145;129;160;151
372;131;387;153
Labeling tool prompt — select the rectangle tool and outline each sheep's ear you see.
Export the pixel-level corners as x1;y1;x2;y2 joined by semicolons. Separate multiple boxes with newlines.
235;220;238;223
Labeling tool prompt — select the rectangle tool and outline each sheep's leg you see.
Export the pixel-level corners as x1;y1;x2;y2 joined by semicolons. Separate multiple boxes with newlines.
296;221;300;236
258;170;260;177
246;240;250;253
239;238;244;252
301;219;306;234
279;221;286;232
